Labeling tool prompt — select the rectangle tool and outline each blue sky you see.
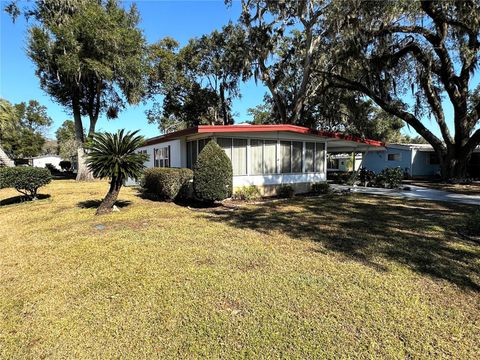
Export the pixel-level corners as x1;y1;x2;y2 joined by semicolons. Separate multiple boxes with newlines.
0;0;477;140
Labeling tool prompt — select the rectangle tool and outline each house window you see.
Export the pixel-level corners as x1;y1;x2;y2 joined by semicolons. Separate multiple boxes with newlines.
187;138;213;169
388;153;401;161
154;146;170;168
429;153;440;165
292;142;303;173
304;142;315;172
250;139;263;175
315;143;325;173
264;140;277;174
280;141;292;173
232;139;247;175
217;138;247;176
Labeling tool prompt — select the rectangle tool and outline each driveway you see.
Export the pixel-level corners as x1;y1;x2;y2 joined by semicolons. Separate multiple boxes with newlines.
331;184;480;206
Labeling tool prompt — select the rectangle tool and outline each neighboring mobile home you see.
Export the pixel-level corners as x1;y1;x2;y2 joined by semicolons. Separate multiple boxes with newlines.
133;124;384;194
363;143;480;178
30;155;63;170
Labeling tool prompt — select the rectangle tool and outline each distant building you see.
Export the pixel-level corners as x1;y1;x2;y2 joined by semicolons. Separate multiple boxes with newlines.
363;144;480;178
0;146;14;167
30;155;63;170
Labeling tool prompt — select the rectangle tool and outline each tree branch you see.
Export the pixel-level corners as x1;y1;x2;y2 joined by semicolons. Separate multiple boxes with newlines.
327;73;446;152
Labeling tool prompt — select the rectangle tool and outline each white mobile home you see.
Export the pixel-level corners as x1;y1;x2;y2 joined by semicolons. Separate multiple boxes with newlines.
135;125;384;194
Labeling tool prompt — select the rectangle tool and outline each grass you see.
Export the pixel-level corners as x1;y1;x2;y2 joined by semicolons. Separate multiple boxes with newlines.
0;180;479;359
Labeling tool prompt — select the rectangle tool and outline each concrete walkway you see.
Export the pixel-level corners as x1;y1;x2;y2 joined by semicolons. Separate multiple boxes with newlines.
331;184;480;206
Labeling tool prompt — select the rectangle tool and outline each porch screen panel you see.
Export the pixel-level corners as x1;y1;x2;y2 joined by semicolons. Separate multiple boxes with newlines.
280;141;291;173
304;142;314;172
292;141;303;173
232;139;247;175
217;138;232;162
191;141;197;168
186;141;192;168
315;143;325;173
250;139;263;175
198;138;211;155
264;140;277;174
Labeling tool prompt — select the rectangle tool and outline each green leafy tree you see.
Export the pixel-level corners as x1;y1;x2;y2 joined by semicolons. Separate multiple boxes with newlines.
238;0;480;179
85;130;148;215
0;98;52;158
55;120;80;160
147;24;246;131
319;0;480;179
22;0;148;180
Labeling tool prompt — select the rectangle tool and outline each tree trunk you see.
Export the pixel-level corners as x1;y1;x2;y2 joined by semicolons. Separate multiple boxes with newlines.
96;176;123;215
72;94;94;181
76;146;94;181
219;83;229;125
440;152;470;180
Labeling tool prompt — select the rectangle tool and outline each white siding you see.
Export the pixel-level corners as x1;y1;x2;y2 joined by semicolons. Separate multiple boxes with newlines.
32;156;62;170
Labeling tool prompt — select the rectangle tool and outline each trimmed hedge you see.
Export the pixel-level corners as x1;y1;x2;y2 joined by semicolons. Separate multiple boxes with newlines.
194;141;232;203
141;167;193;201
0;166;52;199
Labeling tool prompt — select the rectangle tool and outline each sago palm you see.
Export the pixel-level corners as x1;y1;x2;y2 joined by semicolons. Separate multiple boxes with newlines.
85;130;148;215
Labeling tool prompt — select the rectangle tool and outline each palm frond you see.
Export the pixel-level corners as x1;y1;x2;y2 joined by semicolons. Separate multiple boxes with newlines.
85;129;149;180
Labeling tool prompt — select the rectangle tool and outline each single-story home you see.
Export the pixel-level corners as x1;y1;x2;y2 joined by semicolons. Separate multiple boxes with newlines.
0;146;14;167
30;155;63;170
363;143;480;178
132;124;384;194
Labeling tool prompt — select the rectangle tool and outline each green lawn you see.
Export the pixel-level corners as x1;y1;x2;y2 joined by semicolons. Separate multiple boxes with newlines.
0;180;479;359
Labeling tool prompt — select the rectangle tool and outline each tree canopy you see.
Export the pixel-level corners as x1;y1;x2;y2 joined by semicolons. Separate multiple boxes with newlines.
0;98;52;158
146;24;247;132
22;0;148;179
237;0;480;178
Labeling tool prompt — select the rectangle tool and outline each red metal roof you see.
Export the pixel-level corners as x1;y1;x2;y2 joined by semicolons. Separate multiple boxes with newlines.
143;124;385;147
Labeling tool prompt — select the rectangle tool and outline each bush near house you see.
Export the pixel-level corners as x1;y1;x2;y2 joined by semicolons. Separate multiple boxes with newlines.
142;168;193;201
375;168;403;189
0;166;52;199
194;141;233;203
311;182;330;194
59;160;72;171
277;184;295;198
233;185;261;201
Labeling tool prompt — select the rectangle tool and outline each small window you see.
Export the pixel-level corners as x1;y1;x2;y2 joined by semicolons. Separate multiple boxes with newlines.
154;146;170;168
429;153;440;165
387;153;401;161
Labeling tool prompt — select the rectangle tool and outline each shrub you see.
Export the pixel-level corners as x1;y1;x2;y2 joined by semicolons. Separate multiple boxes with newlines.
59;160;72;171
142;167;193;201
194;141;233;203
358;167;375;186
0;166;52;199
311;182;330;194
328;171;353;185
277;184;295;198
465;209;480;236
233;185;261;201
372;168;403;189
45;163;59;174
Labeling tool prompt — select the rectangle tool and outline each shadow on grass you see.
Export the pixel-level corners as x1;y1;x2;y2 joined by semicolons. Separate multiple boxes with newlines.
203;194;480;291
0;194;51;207
77;199;132;209
136;190;220;209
